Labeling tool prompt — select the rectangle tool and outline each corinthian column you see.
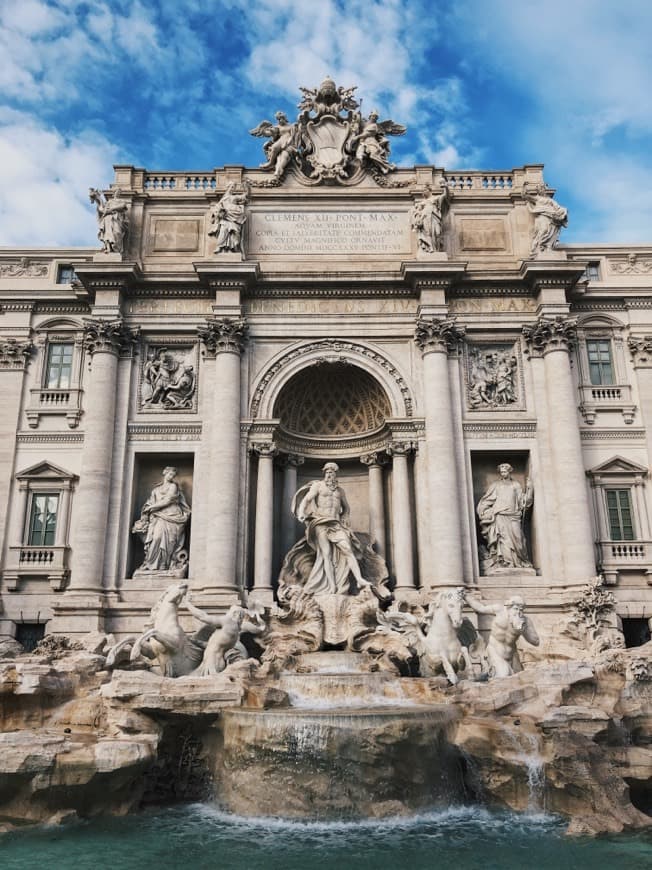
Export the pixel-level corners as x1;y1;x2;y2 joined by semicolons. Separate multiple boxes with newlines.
387;441;416;595
251;441;278;604
280;453;303;556
523;316;595;582
360;452;387;557
414;317;465;586
197;317;247;593
69;318;135;592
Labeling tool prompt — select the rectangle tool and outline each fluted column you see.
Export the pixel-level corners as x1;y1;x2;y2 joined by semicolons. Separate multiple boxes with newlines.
387;441;416;594
280;453;304;556
197;317;247;592
414;317;465;586
523;317;596;582
360;452;387;557
628;335;652;470
69;318;134;591
251;442;278;600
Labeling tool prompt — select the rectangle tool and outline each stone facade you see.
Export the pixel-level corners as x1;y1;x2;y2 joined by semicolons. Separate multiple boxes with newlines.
1;87;651;648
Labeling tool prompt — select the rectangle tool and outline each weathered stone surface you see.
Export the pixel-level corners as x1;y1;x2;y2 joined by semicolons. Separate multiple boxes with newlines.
101;669;243;715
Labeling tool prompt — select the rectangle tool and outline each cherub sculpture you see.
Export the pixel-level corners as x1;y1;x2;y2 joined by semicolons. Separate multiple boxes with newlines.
349;110;406;174
249;112;300;179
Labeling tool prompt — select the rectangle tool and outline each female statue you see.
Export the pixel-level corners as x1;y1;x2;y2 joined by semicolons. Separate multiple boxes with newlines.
132;467;191;575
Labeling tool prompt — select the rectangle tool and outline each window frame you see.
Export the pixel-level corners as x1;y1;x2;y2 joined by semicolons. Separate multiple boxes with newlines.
27;492;60;546
605;487;636;541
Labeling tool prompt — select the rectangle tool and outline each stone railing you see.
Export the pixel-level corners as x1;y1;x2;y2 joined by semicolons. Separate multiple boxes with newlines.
444;173;513;191
597;539;652;585
26;387;83;429
578;383;635;425
4;545;70;591
143;173;217;191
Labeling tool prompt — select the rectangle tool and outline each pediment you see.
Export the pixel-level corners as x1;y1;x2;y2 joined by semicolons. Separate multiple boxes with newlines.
587;456;649;478
15;460;77;482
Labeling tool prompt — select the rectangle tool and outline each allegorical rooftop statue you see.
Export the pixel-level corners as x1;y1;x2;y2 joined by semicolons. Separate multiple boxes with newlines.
89;187;130;255
250;77;406;184
523;182;568;256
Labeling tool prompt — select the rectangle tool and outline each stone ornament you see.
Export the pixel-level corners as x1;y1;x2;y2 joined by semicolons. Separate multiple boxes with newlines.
522;315;577;356
627;334;652;367
523;182;568;256
89;187;130;255
477;463;533;574
250;77;406;185
0;257;48;278
197;316;247;356
610;253;652;275
465;593;540;678
409;181;450;253
208;182;249;255
132;467;191;577
141;345;196;411
564;575;625;656
0;338;33;370
414;316;466;355
82;317;136;357
467;344;519;409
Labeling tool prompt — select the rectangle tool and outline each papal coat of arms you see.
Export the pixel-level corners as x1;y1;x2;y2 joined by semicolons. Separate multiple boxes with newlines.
249;77;406;185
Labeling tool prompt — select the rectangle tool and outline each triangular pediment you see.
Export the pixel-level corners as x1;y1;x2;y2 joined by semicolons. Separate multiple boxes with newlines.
587;456;649;477
16;460;77;482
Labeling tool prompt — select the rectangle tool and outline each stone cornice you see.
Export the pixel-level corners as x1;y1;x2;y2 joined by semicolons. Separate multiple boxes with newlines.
197;316;248;356
193;260;260;290
414;316;466;355
401;260;467;291
519;259;586;291
522;315;577;357
74;261;142;294
127;422;202;440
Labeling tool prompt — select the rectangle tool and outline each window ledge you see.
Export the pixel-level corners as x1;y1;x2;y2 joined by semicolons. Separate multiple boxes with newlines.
25;388;83;429
579;383;635;424
3;545;70;591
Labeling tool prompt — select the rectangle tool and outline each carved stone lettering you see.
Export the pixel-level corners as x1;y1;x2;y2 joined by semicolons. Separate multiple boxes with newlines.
249;211;410;255
448;297;537;314
151;219;201;252
246;298;417;315
459;219;508;251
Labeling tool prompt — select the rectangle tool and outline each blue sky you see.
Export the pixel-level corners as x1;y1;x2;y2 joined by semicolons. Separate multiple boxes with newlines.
0;0;651;247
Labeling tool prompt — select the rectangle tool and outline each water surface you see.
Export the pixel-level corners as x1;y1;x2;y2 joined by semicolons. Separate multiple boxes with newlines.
1;804;650;870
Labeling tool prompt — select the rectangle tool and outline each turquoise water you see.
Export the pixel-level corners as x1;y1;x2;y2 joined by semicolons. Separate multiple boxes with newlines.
1;804;651;870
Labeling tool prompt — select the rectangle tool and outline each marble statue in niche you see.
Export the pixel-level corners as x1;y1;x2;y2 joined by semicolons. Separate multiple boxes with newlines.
208;182;248;254
132;467;191;577
523;182;568;256
141;346;196;410
410;181;450;252
477;463;534;574
468;345;519;408
89;187;130;255
465;593;540;677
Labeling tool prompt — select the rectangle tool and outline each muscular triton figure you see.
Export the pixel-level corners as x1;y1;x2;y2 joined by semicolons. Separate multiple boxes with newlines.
295;462;370;595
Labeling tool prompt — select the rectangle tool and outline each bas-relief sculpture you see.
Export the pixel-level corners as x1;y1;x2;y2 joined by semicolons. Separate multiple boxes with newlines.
208;182;249;254
0;257;49;278
477;463;534;574
132;467;191;577
89;187;130;255
409;181;450;253
141;346;196;410
250;77;405;184
523;182;568;256
468;346;519;408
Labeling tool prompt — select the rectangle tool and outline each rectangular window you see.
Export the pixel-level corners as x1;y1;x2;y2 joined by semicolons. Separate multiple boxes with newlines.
606;489;635;540
28;494;59;546
585;262;600;281
56;265;77;284
587;339;614;386
45;343;73;389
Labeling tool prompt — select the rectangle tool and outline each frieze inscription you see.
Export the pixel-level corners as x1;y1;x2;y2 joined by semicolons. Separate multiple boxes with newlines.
247;298;417;315
449;297;536;314
249;211;410;255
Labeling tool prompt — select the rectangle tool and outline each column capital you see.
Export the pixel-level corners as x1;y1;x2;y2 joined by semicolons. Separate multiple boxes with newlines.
82;317;137;357
414;316;465;356
627;334;652;368
197;316;248;356
522;315;577;357
0;338;33;371
387;440;417;457
277;452;304;469
360;451;388;468
250;440;278;458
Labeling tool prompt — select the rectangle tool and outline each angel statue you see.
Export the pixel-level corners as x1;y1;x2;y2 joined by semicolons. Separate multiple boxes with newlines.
349;110;406;174
249;111;300;179
89;187;130;255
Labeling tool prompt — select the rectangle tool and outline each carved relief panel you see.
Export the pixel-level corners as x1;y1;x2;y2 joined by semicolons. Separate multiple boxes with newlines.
138;340;199;413
464;340;524;411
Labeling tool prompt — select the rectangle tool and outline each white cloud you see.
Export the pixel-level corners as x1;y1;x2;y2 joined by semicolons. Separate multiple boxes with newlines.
0;109;118;245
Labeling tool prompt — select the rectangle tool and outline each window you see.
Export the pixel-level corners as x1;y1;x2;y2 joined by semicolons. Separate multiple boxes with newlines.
15;623;46;652
586;339;614;386
584;262;600;281
45;343;73;389
27;494;59;546
606;489;635;540
56;265;77;284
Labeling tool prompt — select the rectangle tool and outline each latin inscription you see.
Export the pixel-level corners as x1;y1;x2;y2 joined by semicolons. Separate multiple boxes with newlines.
125;298;212;315
449;297;536;314
247;298;417;315
249;211;410;255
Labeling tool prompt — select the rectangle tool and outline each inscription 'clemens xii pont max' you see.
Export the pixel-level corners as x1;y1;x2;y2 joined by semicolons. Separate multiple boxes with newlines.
249;211;410;255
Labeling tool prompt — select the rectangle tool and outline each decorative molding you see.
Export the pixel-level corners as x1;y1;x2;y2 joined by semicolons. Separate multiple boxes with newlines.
462;421;537;439
387;440;417;457
250;441;278;458
0;258;49;278
35;303;92;315
608;254;652;275
250;339;414;419
0;302;36;312
571;302;627;313
247;286;416;299
127;422;202;441
197;316;247;356
580;428;646;442
627;334;652;368
414;316;465;356
0;338;33;371
360;451;388;467
522;315;577;357
82;318;137;357
16;431;84;444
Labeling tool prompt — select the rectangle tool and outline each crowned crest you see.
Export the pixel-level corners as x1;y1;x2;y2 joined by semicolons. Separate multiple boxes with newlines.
249;78;406;186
